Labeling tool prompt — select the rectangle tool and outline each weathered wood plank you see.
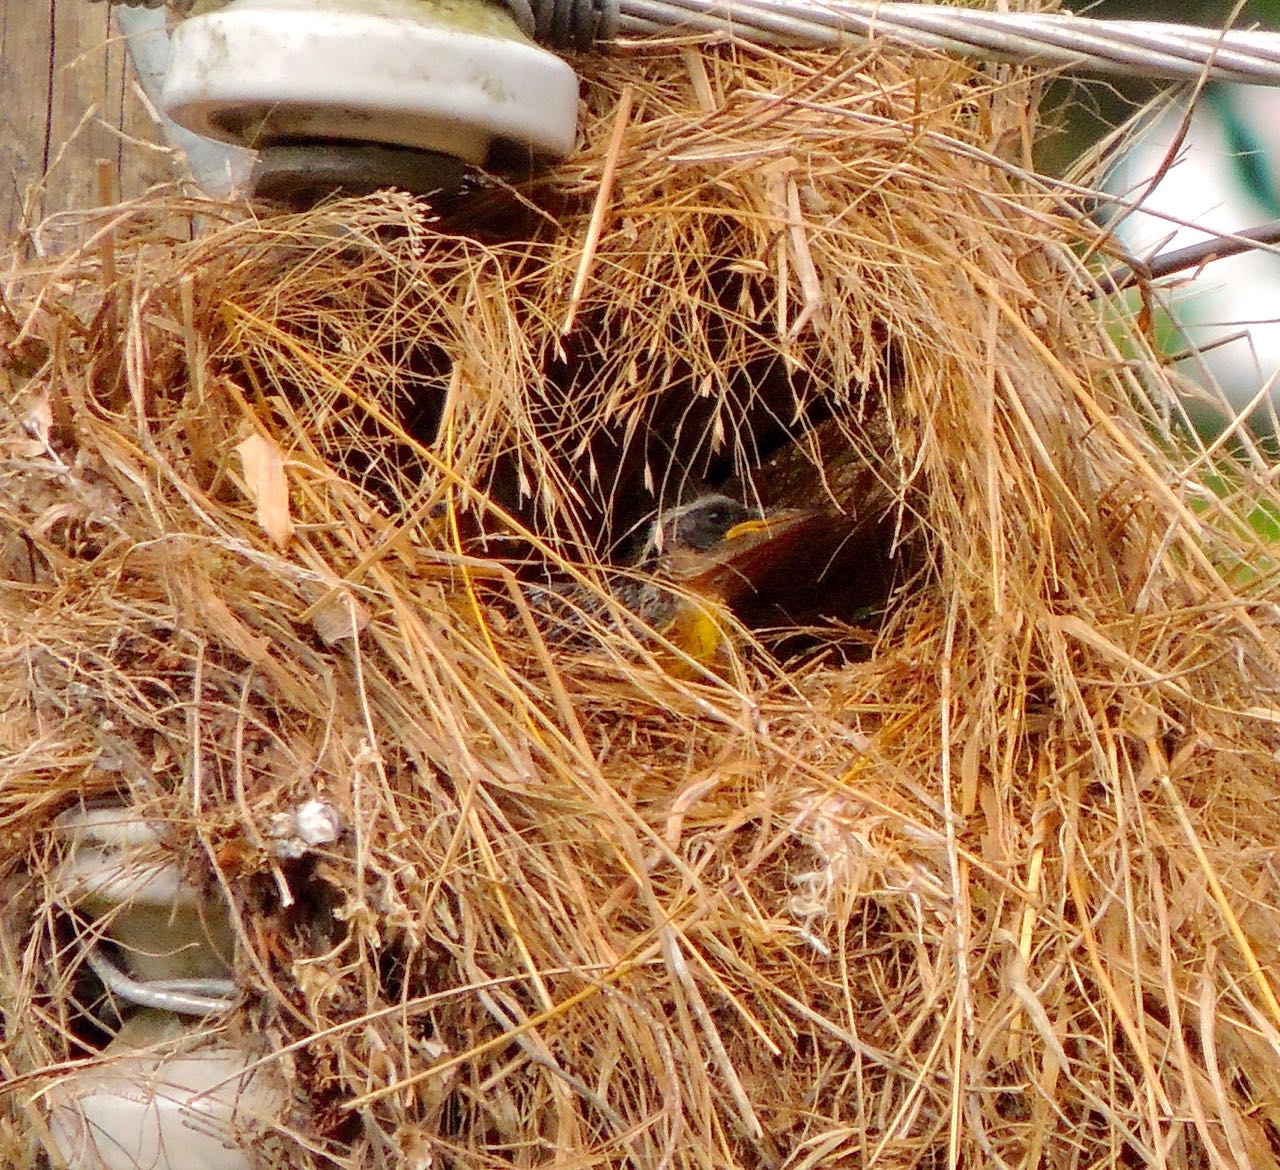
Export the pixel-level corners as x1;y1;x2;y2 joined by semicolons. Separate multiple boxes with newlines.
0;0;55;235
2;2;170;250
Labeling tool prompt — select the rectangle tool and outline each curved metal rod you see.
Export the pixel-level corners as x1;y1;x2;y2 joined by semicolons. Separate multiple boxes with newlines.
83;943;239;1017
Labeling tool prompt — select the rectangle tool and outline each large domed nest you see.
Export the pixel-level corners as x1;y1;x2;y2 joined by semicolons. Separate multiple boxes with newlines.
4;26;1280;1170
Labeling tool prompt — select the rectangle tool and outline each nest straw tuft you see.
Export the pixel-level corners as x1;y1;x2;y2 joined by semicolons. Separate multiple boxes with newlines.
4;33;1280;1170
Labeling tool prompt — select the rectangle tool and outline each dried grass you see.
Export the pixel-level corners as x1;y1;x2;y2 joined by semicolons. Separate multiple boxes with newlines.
3;31;1280;1170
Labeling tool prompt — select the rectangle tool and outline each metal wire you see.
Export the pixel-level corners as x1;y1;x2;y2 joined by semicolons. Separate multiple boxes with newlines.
84;944;239;1017
511;0;620;47
103;2;1280;84
609;2;1280;86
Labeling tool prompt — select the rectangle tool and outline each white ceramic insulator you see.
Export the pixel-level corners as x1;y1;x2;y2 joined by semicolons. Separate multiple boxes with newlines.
161;0;581;166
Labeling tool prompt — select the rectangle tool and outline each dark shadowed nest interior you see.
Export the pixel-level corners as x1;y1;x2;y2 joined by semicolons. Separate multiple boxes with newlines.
4;25;1280;1170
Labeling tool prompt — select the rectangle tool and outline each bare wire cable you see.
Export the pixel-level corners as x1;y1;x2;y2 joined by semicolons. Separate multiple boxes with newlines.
83;943;239;1017
607;3;1280;86
104;1;1280;82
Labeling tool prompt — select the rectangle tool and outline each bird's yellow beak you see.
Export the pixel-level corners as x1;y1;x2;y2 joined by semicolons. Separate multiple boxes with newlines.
723;517;773;542
723;508;819;544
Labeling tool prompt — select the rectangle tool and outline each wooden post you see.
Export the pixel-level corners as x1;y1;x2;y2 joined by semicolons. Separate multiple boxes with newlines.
1;2;169;249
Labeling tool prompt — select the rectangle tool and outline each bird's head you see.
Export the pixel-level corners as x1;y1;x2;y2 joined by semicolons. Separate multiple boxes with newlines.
639;494;827;600
646;495;759;559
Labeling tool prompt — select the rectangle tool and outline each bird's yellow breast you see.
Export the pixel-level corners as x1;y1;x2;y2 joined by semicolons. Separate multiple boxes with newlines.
658;594;733;675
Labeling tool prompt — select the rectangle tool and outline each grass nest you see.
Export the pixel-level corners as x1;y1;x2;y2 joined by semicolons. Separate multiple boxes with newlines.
4;27;1280;1170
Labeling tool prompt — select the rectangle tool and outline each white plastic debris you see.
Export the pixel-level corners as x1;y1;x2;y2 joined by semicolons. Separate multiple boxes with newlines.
267;798;343;859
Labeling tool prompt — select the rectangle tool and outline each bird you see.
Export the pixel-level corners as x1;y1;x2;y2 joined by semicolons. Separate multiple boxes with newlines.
530;494;835;670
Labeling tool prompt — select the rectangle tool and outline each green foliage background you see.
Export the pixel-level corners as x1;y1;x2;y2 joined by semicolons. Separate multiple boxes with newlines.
1053;4;1280;483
